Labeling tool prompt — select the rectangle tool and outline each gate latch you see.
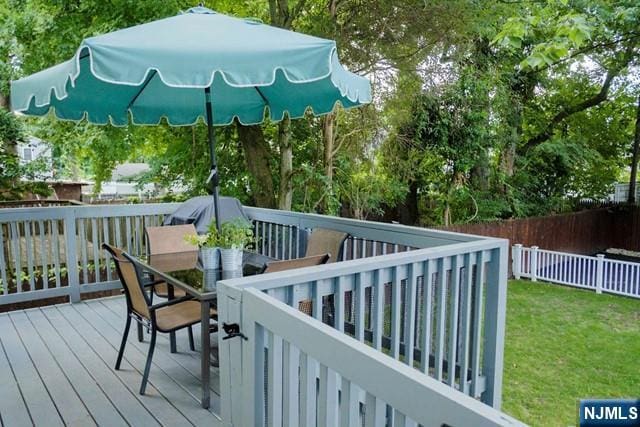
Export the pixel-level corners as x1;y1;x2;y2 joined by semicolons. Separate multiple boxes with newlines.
222;323;248;341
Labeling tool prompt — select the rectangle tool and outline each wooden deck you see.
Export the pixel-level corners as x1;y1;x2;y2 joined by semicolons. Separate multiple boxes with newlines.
0;296;223;427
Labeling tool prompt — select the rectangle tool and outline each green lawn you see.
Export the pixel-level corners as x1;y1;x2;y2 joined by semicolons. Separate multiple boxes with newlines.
502;280;640;426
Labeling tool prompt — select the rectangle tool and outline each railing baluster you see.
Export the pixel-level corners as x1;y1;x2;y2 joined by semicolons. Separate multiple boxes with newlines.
0;225;8;294
335;276;346;333
434;258;447;381
125;216;132;253
447;255;461;386
24;221;35;291
282;341;300;427
103;217;112;281
364;393;385;427
339;377;359;427
37;220;49;289
79;219;88;284
420;259;433;375
318;365;339;427
300;352;317;426
355;272;365;342
267;332;283;427
351;237;357;261
391;266;402;359
403;263;417;366
11;222;21;293
471;251;485;398
91;218;100;283
459;252;474;394
52;220;61;288
372;269;384;350
114;217;122;248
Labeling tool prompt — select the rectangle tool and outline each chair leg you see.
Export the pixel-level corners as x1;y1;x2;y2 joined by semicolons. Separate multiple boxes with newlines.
140;328;157;395
115;315;131;370
188;326;195;351
137;322;144;342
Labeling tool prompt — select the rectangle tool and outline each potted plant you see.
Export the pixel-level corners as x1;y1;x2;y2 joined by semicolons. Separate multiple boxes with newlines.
184;220;221;269
218;219;254;270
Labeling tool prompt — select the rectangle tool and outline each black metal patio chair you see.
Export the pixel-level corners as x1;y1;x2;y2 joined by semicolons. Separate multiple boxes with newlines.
103;243;217;394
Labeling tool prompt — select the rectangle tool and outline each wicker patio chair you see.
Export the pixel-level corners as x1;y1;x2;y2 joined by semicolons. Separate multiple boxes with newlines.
103;243;217;395
145;224;199;299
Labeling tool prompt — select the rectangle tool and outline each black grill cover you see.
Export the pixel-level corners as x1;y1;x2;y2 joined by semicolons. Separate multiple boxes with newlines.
163;196;249;234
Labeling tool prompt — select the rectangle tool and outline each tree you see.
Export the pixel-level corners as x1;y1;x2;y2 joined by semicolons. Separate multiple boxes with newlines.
629;95;640;203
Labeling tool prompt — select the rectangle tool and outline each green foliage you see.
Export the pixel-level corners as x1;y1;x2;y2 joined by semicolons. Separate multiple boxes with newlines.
2;0;638;225
0;109;51;200
337;157;406;220
218;218;254;249
184;219;221;248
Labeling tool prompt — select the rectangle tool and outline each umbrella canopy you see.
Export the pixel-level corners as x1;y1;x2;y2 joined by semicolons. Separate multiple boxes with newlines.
10;6;371;125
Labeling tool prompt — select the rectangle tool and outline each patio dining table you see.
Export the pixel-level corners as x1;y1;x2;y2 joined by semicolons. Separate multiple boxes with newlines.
131;250;274;408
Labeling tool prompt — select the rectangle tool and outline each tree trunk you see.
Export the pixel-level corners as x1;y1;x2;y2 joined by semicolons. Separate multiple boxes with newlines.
237;124;276;208
0;91;18;157
629;95;640;204
398;181;419;225
470;150;490;191
322;113;336;212
278;116;293;210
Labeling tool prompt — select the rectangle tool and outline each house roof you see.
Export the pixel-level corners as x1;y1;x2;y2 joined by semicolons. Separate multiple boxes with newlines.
111;163;150;181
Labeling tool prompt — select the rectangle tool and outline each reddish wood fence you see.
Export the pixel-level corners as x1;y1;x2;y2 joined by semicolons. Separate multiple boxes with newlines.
441;206;640;255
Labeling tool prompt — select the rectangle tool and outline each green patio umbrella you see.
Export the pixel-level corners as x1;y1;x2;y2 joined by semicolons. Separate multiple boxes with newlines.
10;6;371;229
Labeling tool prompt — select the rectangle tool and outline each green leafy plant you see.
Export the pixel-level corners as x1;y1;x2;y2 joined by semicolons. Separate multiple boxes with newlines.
183;219;220;248
218;219;254;250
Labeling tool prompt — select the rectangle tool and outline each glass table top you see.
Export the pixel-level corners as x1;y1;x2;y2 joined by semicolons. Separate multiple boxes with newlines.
135;250;271;299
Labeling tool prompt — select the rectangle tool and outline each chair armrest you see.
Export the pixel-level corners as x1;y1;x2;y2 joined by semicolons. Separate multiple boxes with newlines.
142;278;165;288
142;279;165;288
149;295;194;311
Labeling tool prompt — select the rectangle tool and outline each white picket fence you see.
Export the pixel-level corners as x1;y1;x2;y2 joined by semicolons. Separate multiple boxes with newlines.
512;244;640;299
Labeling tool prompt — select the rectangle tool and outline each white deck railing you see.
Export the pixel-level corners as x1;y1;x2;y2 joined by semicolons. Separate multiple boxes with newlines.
0;203;515;426
0;203;179;304
513;244;640;298
218;207;511;426
239;287;523;427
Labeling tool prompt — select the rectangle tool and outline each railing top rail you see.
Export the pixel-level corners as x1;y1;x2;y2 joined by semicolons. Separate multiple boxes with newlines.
244;206;504;248
0;202;180;222
518;245;640;267
244;287;525;427
221;238;506;293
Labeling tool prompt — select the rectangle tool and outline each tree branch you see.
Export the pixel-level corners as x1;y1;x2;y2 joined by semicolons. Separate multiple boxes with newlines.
522;44;636;152
531;32;640;74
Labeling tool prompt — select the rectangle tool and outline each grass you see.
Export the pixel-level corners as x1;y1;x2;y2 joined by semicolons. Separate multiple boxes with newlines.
502;280;640;426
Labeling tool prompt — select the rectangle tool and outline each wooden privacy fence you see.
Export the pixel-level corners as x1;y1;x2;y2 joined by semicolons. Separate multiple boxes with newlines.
443;206;640;256
513;244;640;299
0;203;179;305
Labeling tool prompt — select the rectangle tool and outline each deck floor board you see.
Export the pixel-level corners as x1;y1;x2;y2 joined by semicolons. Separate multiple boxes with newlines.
0;297;222;427
0;313;64;427
0;317;32;427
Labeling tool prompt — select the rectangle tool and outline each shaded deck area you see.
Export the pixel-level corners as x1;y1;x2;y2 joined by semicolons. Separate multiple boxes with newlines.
0;296;222;427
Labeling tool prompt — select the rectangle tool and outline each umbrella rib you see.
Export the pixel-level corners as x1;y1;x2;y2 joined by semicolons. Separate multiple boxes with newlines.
126;70;158;109
254;86;269;106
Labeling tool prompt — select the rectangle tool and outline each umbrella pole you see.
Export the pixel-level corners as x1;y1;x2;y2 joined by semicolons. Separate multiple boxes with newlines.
205;87;222;232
